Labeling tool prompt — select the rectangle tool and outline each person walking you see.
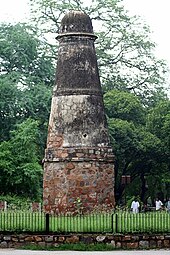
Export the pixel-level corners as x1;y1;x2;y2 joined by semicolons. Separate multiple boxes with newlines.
155;198;163;211
131;198;140;213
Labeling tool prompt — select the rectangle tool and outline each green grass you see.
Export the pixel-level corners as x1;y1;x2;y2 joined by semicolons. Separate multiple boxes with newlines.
0;211;169;233
20;243;116;251
116;211;170;233
0;212;45;232
50;213;113;233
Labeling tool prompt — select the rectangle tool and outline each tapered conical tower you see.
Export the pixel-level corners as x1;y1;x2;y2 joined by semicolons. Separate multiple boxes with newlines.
43;10;115;214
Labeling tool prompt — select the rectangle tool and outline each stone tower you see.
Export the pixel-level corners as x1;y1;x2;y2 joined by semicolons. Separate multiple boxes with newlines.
43;10;115;214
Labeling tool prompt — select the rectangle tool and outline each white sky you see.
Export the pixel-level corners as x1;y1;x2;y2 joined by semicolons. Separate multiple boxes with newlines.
124;0;170;68
0;0;170;92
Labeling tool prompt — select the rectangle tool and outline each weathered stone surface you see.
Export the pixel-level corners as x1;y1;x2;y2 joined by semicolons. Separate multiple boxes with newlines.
80;236;94;244
163;239;170;247
121;242;127;248
150;240;157;248
114;235;122;241
11;237;18;242
56;236;65;242
131;235;139;241
142;235;149;239
157;240;163;247
45;236;53;242
122;235;131;241
34;236;43;242
110;240;116;247
43;10;115;214
3;236;11;241
0;234;170;249
0;241;8;248
25;236;34;242
116;242;122;248
156;235;164;240
126;242;138;249
96;235;106;242
65;235;79;243
139;240;149;248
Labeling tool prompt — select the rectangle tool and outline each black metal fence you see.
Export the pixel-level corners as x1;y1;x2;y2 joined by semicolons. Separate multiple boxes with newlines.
0;211;169;234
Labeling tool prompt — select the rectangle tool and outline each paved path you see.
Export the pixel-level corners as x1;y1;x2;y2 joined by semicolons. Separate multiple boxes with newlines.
0;249;169;255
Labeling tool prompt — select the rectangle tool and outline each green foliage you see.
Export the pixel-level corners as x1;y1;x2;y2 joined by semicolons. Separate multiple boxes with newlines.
104;90;145;124
146;101;170;197
0;23;54;86
0;195;32;210
0;77;21;141
0;23;52;144
0;22;53;200
0;1;169;204
104;89;169;203
146;100;170;149
30;0;169;104
0;119;43;200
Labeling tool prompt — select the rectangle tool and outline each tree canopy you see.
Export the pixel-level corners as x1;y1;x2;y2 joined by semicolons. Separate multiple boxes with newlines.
0;119;42;199
0;0;169;203
0;23;53;200
30;0;169;105
104;90;169;203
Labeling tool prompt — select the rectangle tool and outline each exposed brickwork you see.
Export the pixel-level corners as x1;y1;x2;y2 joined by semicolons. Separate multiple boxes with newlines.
43;10;115;214
43;147;114;214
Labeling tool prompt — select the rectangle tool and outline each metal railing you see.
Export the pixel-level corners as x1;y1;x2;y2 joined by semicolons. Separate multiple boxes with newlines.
0;211;169;233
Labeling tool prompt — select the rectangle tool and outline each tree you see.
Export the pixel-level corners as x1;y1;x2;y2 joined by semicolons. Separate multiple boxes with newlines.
146;100;170;198
0;119;42;200
29;0;170;203
146;100;170;152
0;77;22;141
0;23;53;199
104;89;145;124
0;23;55;87
104;90;168;203
0;23;52;155
29;0;169;104
0;1;169;203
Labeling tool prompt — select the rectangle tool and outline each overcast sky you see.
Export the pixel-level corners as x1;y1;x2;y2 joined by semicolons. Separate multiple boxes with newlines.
0;0;169;63
0;0;170;91
124;0;170;68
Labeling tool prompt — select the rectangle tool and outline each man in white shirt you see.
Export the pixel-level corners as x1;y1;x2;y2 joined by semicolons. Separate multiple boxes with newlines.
155;198;163;211
131;198;140;213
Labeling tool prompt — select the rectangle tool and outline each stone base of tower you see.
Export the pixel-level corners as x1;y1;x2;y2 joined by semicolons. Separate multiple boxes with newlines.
43;147;115;214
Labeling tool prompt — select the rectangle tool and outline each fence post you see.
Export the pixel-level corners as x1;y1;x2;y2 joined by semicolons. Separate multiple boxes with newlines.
115;213;118;233
111;213;114;233
45;213;49;233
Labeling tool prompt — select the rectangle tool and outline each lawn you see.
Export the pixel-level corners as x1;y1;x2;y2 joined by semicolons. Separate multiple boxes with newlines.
0;211;169;233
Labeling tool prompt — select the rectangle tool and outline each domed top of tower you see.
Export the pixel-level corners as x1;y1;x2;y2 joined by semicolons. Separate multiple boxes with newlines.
59;10;94;34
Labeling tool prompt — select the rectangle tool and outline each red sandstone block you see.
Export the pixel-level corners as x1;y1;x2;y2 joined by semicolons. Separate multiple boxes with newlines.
126;242;138;249
163;240;170;247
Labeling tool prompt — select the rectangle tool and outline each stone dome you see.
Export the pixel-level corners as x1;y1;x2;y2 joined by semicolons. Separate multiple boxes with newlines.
59;10;94;34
